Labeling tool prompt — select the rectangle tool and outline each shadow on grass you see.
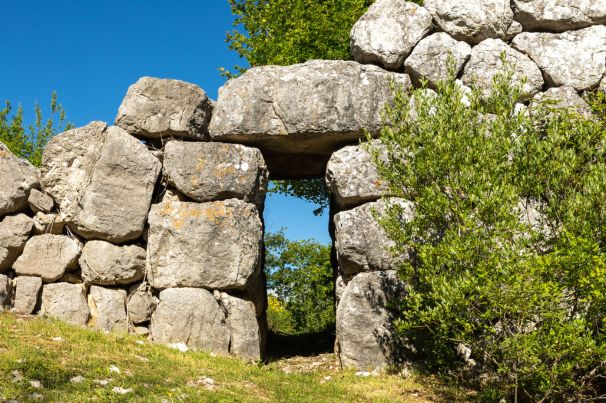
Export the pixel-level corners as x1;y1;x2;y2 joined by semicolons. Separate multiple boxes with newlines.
265;327;335;362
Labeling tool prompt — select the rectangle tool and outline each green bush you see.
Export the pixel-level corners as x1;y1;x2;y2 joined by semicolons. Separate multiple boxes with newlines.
371;67;606;400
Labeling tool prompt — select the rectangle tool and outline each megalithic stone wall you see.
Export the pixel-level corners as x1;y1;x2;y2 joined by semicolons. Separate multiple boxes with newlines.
1;0;605;369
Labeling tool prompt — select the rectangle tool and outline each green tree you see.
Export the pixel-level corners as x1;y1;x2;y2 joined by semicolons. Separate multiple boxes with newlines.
265;230;334;334
0;92;71;166
370;67;606;400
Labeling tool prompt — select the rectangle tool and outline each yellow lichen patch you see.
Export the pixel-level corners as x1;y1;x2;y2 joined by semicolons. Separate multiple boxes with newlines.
214;164;237;178
159;201;230;231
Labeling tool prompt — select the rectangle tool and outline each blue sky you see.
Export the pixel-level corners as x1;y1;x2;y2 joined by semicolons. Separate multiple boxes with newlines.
0;1;330;244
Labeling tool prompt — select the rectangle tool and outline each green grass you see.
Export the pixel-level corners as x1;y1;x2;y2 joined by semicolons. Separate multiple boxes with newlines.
0;312;473;402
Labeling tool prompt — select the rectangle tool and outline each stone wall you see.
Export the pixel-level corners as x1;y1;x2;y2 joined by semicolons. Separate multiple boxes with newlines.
1;0;605;370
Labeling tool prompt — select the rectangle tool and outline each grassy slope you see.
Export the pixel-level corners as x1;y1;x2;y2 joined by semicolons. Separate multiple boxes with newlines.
0;313;472;402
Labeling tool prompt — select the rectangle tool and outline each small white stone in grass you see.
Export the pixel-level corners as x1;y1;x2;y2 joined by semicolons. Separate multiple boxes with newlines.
135;340;145;345
70;375;85;384
51;337;63;342
134;355;149;362
29;380;42;388
112;387;132;395
109;365;121;374
12;370;24;382
28;393;44;401
355;371;371;377
167;342;188;352
94;379;111;386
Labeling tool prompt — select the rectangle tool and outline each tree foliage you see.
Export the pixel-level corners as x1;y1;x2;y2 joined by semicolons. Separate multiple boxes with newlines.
0;92;71;166
371;67;606;400
265;230;334;334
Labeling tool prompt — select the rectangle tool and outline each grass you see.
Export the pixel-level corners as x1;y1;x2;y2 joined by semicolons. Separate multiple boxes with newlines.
0;312;474;402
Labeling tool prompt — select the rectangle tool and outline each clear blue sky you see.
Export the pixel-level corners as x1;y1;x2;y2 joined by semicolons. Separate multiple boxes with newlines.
0;1;330;244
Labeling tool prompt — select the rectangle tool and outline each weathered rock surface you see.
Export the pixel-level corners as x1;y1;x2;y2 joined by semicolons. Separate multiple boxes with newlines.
350;0;433;70
88;286;128;332
424;0;518;44
220;293;264;360
326;141;389;210
79;241;145;286
209;60;411;178
13;276;42;314
404;32;472;88
115;77;213;140
13;235;81;282
601;75;606;93
512;0;606;31
127;288;157;324
40;283;89;325
27;189;53;214
41;121;162;243
334;198;413;275
146;200;262;290
0;142;40;218
533;87;592;116
512;26;606;91
336;270;405;370
462;39;544;100
32;212;65;235
0;274;10;307
0;214;33;271
150;288;230;352
163;141;268;207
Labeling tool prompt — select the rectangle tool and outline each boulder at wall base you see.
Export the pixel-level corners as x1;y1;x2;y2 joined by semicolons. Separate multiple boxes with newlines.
512;0;606;32
163;141;268;208
336;270;405;371
127;287;158;325
13;234;81;283
150;287;230;353
334;198;413;275
0;274;10;307
146;199;262;291
40;283;90;326
13;276;43;314
79;240;145;286
533;87;593;117
209;60;411;178
41;121;162;243
115;77;214;141
87;286;128;333
0;214;34;272
0;142;40;218
219;292;265;360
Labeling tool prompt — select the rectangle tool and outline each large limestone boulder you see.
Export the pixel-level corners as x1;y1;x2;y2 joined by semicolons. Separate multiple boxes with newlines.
512;0;606;31
209;60;411;178
350;0;433;71
0;214;33;272
462;39;544;100
219;292;264;360
127;287;157;324
150;288;230;353
88;286;128;333
334;198;413;275
13;276;42;314
13;235;81;282
533;87;592;117
404;32;472;88
0;274;10;307
512;26;606;91
163;141;268;208
146;199;262;290
41;121;162;243
325;141;389;210
424;0;520;44
115;77;213;141
0;142;40;218
79;241;145;286
40;283;90;326
336;270;405;370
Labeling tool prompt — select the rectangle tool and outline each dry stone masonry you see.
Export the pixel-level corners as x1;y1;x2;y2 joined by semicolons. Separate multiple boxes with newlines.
0;0;604;371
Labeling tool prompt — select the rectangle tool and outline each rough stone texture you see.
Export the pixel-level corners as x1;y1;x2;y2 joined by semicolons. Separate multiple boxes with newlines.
0;274;10;307
13;235;81;282
325;141;389;210
462;39;544;100
350;0;433;70
220;293;264;360
40;283;90;326
115;77;213;141
127;288;157;324
334;198;413;275
0;142;40;218
163;141;268;208
512;26;606;91
88;286;128;332
150;288;230;352
512;0;606;31
13;276;42;314
27;189;54;214
146;200;262;291
0;214;34;272
32;212;65;235
533;87;592;116
336;270;405;370
209;60;411;178
601;75;606;93
404;32;472;88
79;241;145;286
41;121;162;243
424;0;517;44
